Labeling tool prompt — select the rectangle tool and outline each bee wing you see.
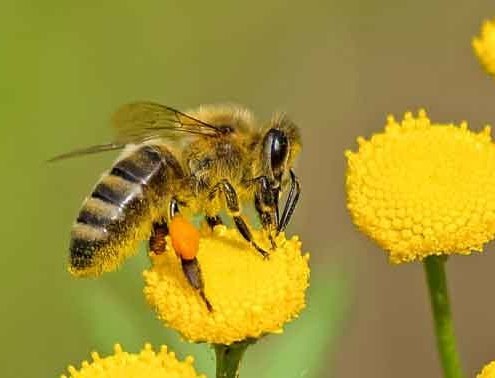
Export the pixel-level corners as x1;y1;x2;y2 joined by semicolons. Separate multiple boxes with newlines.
47;143;126;162
112;101;222;142
49;102;223;162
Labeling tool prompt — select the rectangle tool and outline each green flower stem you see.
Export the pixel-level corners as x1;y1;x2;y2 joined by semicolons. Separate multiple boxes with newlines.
213;341;251;378
423;255;464;378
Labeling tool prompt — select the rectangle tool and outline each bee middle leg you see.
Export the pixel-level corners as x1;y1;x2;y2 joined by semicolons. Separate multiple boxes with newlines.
169;197;212;311
209;179;269;258
205;215;223;230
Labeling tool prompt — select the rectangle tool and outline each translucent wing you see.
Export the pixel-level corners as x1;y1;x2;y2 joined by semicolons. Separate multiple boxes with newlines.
48;143;125;162
112;101;223;142
49;102;223;162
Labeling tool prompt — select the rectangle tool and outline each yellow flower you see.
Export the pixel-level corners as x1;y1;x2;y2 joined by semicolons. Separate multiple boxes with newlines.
61;343;205;378
144;225;310;345
346;110;495;263
478;361;495;378
473;18;495;76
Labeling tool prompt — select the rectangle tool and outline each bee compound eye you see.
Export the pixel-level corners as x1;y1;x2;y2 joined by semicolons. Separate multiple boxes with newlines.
269;130;289;172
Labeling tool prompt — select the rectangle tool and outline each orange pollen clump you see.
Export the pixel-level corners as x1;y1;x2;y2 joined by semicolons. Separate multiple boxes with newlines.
169;215;200;260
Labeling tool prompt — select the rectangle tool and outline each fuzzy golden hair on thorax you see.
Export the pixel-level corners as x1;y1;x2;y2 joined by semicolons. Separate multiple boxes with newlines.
188;104;257;134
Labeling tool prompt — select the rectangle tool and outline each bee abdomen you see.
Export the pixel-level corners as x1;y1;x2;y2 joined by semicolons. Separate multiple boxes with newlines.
110;145;164;184
69;144;184;277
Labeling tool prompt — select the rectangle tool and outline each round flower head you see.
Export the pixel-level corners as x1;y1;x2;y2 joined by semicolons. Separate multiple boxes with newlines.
61;343;204;378
478;361;495;378
473;18;495;76
346;110;495;263
144;225;310;345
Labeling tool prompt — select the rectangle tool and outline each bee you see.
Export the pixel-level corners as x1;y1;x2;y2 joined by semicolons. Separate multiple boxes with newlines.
51;102;301;310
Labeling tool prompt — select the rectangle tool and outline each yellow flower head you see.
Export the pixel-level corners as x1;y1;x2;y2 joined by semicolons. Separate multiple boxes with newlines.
473;18;495;76
144;225;310;345
61;343;205;378
478;361;495;378
346;110;495;263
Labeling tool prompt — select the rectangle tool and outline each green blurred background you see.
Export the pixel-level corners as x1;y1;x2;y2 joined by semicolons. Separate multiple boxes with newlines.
2;0;495;377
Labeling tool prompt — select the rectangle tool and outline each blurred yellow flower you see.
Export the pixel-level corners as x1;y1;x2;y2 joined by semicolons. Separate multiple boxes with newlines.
61;343;205;378
473;18;495;76
477;361;495;378
144;225;310;345
346;110;495;263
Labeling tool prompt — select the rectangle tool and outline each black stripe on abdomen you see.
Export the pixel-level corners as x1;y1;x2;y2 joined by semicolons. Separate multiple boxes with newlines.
140;144;163;162
76;208;113;228
110;145;165;186
110;163;142;183
91;182;127;206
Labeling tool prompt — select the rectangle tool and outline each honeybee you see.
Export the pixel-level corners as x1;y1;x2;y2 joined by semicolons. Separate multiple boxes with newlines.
52;102;301;310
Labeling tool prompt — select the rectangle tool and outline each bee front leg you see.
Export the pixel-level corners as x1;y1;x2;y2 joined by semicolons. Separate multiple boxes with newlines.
277;170;301;234
255;196;277;250
253;176;279;249
209;179;269;258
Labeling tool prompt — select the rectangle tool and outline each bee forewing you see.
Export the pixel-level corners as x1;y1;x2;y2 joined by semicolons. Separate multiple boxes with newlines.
112;101;223;143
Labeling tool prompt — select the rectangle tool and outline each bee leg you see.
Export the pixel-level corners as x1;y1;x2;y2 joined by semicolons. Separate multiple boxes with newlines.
205;215;223;230
149;221;169;255
254;176;279;249
255;196;277;249
209;180;269;258
277;170;301;233
169;197;212;311
148;196;181;254
234;217;269;258
181;257;213;312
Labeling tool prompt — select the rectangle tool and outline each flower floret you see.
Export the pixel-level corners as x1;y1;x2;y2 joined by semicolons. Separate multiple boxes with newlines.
478;361;495;378
144;225;310;345
61;343;205;378
346;110;495;263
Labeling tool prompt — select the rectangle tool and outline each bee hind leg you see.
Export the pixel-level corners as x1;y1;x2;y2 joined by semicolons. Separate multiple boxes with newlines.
170;197;213;312
209;179;269;259
205;215;223;230
181;257;213;312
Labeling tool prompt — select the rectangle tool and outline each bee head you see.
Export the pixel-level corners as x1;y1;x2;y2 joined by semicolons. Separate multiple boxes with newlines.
258;114;301;234
262;114;301;187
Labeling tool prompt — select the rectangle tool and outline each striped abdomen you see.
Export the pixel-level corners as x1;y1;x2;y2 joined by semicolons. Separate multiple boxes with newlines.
69;144;183;277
